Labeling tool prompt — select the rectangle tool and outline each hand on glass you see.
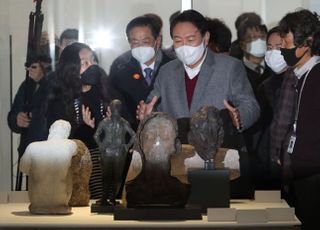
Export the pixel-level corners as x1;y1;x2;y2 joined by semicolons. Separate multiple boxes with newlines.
223;99;242;131
82;105;95;128
136;96;158;121
106;106;111;119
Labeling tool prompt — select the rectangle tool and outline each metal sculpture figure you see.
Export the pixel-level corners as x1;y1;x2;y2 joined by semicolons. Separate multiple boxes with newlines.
94;99;135;206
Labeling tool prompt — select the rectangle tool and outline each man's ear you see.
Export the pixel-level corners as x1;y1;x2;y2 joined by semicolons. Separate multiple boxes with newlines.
304;37;313;47
155;36;162;49
204;31;210;46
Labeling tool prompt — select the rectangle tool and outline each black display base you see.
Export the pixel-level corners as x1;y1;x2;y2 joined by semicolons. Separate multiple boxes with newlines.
114;205;202;220
188;169;230;213
91;203;115;213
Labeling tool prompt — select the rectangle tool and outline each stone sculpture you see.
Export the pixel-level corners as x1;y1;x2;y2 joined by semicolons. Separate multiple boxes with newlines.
69;139;92;206
20;120;77;214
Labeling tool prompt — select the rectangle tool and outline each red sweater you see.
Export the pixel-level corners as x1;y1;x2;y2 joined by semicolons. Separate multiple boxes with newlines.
184;72;199;109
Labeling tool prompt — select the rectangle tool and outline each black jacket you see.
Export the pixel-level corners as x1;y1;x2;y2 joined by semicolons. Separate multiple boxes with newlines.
7;77;50;156
109;49;173;129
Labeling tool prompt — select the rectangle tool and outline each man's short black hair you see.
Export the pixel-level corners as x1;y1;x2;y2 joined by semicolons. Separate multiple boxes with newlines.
279;9;320;55
126;16;161;40
59;29;79;44
266;26;281;42
143;13;163;30
170;10;208;38
169;11;180;25
235;12;261;31
237;21;267;42
207;17;232;53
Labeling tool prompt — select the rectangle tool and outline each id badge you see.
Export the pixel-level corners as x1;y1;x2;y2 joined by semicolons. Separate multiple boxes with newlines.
287;134;296;154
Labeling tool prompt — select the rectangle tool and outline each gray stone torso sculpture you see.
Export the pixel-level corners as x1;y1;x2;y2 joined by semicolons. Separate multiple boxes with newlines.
19;120;77;214
94;100;135;206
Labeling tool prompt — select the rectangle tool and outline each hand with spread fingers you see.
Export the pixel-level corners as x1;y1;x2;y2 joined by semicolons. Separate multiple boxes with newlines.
82;105;95;129
136;96;158;121
223;99;242;131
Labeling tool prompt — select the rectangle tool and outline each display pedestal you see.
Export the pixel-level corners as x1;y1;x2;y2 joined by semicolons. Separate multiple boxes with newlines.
207;191;296;223
0;196;301;229
188;169;230;213
91;201;119;213
114;205;202;220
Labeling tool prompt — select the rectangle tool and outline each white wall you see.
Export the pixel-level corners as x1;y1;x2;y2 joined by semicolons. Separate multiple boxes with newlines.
0;0;13;192
0;0;36;192
42;0;181;75
1;0;319;191
193;0;307;41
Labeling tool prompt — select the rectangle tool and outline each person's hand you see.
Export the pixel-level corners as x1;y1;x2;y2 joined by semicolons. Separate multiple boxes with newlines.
105;106;111;119
223;99;242;130
82;105;95;128
277;159;281;166
136;96;158;121
17;112;31;128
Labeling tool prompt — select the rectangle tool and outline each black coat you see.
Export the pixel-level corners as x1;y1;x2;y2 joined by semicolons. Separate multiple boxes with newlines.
7;77;50;156
109;50;173;129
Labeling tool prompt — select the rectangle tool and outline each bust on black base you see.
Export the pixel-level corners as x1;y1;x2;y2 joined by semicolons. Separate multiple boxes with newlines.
187;106;230;212
115;112;201;220
126;112;189;207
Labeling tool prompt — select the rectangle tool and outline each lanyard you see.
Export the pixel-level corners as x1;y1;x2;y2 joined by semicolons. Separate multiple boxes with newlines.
293;62;320;133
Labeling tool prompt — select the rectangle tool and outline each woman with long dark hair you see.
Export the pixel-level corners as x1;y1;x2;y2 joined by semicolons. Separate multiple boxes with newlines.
47;42;121;199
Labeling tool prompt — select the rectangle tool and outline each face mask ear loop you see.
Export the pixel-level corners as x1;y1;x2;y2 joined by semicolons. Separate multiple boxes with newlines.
153;39;159;54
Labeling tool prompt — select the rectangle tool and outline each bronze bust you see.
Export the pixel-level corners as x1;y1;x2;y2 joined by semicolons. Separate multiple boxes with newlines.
125;112;190;207
188;106;224;169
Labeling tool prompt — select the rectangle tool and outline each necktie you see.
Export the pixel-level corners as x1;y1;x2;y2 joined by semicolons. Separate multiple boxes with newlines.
144;68;153;86
255;65;264;75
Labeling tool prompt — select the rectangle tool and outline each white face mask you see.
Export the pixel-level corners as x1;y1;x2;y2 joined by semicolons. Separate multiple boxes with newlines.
131;46;155;64
246;38;267;58
265;50;288;74
175;42;205;66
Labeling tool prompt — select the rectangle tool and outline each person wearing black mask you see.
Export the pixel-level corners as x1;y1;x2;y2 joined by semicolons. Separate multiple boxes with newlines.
278;9;320;229
47;42;122;200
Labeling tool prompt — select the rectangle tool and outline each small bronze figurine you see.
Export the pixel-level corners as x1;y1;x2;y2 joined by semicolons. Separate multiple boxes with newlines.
188;106;224;170
126;112;190;207
94;99;135;207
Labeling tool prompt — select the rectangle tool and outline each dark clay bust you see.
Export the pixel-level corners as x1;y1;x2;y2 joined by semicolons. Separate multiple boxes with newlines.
188;106;224;169
125;112;190;207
